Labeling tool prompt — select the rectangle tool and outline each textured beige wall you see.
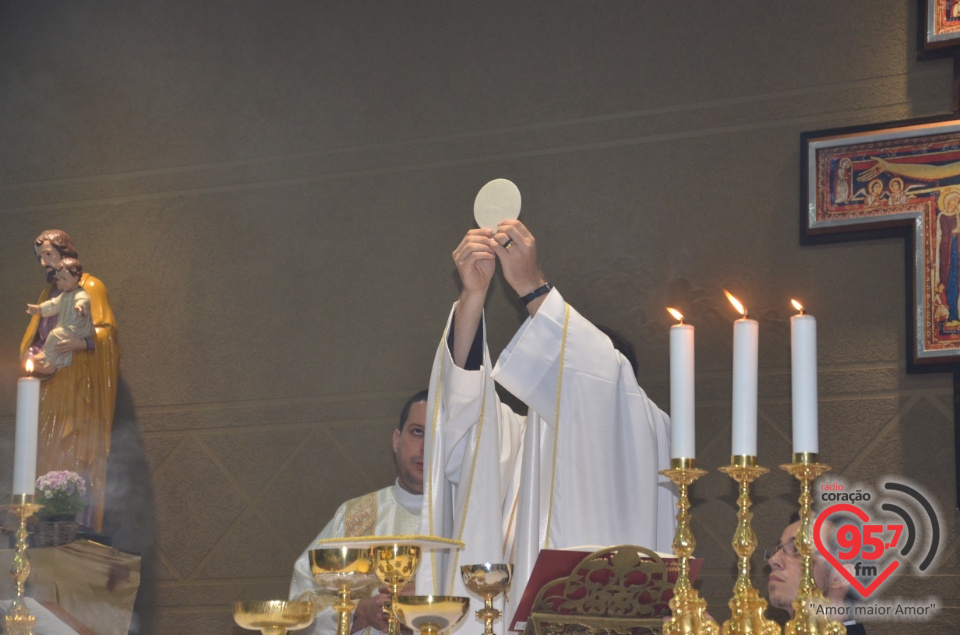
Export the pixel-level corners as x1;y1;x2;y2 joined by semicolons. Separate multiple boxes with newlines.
0;1;956;633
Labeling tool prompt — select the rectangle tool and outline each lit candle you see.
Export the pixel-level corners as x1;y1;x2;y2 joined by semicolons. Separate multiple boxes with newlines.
13;360;40;496
667;308;695;459
790;300;818;454
725;290;758;457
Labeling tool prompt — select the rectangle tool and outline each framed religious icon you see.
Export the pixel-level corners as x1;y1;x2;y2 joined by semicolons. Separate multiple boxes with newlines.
801;114;960;368
919;0;960;57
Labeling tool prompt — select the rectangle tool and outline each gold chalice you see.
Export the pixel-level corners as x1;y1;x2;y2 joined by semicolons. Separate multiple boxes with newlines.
393;595;471;635
373;543;422;635
233;600;314;635
310;547;379;635
461;564;512;635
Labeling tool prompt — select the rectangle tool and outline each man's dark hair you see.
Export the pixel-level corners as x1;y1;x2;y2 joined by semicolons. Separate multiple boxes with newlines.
399;389;429;431
597;325;638;378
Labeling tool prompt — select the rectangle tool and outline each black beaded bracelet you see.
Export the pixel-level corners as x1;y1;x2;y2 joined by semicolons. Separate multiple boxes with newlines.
519;282;554;307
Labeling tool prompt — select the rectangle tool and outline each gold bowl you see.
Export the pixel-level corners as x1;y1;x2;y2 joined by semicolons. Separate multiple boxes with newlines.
460;563;512;597
310;547;378;594
371;543;424;635
461;564;512;635
373;543;422;589
233;600;314;635
393;595;471;635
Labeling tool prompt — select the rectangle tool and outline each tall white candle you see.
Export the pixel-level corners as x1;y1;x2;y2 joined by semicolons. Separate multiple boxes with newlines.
790;302;818;454
732;318;759;456
13;371;41;496
667;309;695;459
726;291;758;457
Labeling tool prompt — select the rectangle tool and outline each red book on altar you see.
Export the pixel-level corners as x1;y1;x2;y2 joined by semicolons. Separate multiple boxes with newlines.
509;547;703;632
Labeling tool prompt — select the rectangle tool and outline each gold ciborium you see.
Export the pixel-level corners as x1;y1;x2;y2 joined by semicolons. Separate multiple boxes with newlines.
393;595;471;635
310;547;379;635
461;563;513;635
373;543;422;635
233;600;315;635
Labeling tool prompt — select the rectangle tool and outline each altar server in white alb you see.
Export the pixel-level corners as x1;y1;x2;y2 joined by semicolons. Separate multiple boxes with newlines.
418;219;677;631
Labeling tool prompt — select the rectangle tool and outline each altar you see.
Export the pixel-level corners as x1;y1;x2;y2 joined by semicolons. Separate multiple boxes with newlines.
0;539;140;635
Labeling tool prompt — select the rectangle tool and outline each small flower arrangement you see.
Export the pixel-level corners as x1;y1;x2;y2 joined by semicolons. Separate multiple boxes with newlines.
35;470;87;520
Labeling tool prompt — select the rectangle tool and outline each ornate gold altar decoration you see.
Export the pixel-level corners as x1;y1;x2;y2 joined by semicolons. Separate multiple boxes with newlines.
2;495;45;635
661;459;718;635
781;454;844;635
523;546;674;635
718;456;779;635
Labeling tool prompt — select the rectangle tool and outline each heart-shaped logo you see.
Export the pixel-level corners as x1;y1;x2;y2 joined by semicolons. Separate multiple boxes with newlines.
813;503;899;598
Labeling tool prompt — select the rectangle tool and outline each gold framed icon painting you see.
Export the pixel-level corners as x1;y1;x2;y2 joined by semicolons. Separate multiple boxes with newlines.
919;0;960;57
802;115;960;368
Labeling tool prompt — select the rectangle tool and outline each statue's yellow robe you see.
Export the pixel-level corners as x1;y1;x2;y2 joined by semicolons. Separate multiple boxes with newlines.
20;273;119;531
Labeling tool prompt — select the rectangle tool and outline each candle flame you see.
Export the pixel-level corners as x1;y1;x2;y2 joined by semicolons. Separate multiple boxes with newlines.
723;289;747;317
791;299;805;314
25;359;34;373
666;307;684;323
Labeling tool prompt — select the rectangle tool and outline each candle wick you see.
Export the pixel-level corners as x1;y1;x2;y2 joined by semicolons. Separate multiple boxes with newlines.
742;311;749;319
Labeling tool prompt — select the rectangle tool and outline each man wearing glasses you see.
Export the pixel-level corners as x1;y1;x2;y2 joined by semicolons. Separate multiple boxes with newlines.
766;514;867;634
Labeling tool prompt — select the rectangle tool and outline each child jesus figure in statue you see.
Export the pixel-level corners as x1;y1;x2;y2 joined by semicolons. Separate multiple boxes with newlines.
26;257;94;371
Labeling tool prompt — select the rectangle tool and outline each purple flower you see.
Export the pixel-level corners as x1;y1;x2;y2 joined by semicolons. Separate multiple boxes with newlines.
33;470;87;517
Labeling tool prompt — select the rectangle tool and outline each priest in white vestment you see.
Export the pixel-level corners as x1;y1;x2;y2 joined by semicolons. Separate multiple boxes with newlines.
291;390;427;635
418;221;677;634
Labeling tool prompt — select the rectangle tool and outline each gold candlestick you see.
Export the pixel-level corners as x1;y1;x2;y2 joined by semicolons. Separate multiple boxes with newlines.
661;458;718;635
781;453;844;635
718;456;780;635
2;495;45;635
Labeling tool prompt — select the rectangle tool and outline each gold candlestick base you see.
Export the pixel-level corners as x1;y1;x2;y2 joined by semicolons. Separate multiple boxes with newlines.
781;454;844;635
718;456;780;635
660;458;718;635
1;497;45;635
